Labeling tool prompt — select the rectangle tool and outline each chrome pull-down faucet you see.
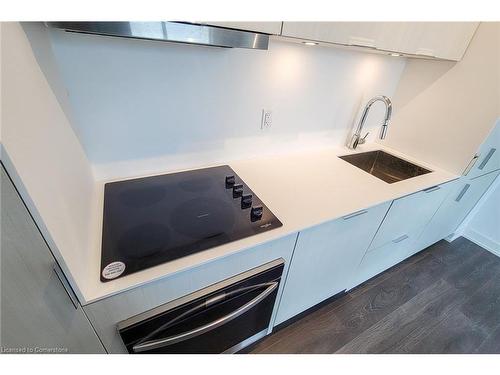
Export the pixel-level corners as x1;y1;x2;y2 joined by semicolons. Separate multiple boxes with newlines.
347;95;392;150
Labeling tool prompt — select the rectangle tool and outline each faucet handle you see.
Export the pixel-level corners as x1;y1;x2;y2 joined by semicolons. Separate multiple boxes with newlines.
359;132;369;144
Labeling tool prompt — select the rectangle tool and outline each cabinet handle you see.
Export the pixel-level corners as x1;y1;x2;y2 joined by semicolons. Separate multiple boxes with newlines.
53;264;78;309
455;184;471;202
415;48;436;58
415;53;437;59
463;154;479;175
132;282;278;353
349;43;378;50
348;36;376;49
477;148;496;170
392;234;409;243
423;185;440;193
342;209;368;220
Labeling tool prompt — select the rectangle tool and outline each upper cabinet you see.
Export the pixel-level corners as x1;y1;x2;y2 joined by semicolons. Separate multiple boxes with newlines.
193;22;479;60
281;22;479;61
202;22;282;35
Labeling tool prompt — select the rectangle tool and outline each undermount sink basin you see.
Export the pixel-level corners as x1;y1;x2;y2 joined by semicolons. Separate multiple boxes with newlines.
339;150;432;184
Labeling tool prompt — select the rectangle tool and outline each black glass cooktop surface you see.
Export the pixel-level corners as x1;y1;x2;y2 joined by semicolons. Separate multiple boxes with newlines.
100;165;282;281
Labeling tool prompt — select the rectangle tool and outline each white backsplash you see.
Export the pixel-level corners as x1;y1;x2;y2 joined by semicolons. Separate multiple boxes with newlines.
46;28;406;180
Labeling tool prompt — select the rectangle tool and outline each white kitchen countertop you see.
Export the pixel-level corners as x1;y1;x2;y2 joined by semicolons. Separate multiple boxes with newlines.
79;143;458;304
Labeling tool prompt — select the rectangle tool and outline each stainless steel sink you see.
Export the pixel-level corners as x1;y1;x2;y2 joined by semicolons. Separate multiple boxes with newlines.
339;150;431;184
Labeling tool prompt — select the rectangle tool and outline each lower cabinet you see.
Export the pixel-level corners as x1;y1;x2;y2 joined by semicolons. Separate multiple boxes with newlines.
275;201;391;325
350;236;414;289
368;183;454;250
348;181;456;289
1;167;105;354
466;120;500;179
415;170;500;250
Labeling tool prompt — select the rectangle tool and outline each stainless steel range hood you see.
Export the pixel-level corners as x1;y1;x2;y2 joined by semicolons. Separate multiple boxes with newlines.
45;22;269;50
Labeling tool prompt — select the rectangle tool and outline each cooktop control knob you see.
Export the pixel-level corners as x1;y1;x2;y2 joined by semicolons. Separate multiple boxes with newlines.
241;194;253;209
251;206;263;221
225;175;235;188
232;184;243;198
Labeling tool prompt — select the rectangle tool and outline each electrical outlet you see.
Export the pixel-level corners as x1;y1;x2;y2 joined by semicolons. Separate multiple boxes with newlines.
261;109;272;130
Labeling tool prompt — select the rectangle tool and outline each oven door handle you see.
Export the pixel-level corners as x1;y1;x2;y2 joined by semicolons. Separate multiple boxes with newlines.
132;281;279;353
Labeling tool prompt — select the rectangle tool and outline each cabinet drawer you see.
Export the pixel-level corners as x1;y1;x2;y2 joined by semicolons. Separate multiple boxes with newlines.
350;232;414;289
369;183;453;250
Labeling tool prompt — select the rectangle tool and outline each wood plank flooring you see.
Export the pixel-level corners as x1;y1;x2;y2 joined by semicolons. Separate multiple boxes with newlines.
245;237;500;354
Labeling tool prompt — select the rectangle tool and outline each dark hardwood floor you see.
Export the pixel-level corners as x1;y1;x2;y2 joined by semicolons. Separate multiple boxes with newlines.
246;237;500;354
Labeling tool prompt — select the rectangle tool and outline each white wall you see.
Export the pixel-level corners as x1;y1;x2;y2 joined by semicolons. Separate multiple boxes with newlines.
45;27;406;180
463;174;500;256
379;22;500;175
20;23;79;140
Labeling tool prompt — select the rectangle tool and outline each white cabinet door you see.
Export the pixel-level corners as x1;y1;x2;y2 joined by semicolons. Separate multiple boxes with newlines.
281;22;478;61
390;22;478;60
281;22;386;48
347;181;456;290
275;201;391;325
202;22;282;35
467;119;500;179
369;182;455;251
416;171;500;250
1;167;105;353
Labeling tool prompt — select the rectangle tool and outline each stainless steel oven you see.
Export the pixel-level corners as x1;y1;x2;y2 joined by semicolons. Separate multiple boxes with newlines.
117;259;284;353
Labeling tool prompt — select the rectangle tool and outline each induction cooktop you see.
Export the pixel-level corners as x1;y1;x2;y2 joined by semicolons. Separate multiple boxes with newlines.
100;165;282;281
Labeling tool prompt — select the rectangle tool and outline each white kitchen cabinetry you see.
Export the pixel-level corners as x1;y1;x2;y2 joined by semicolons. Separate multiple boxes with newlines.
275;202;391;325
281;22;478;61
416;170;500;251
387;22;479;60
202;22;282;35
415;120;500;250
282;22;390;48
350;235;414;289
369;184;454;250
349;181;456;288
466;120;500;179
1;167;105;353
83;234;297;353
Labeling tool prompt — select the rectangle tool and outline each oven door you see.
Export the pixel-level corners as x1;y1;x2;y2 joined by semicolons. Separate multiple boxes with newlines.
117;259;284;354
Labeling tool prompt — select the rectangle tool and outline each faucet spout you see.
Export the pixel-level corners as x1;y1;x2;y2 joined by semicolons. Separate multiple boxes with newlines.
347;95;392;149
